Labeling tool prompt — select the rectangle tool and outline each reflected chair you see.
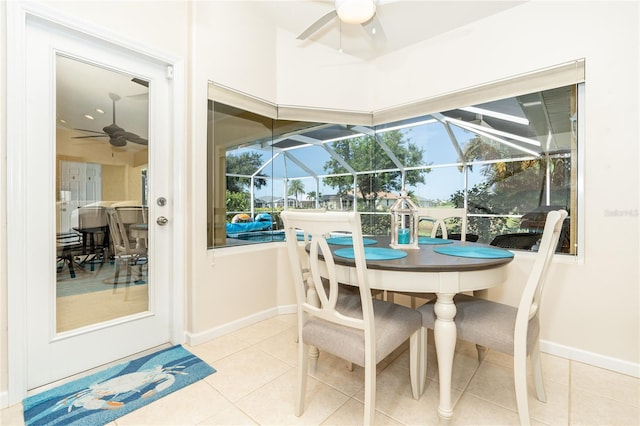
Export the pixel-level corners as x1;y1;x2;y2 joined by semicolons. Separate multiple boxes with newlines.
56;231;84;279
389;207;469;307
105;206;148;286
417;209;568;425
77;205;109;269
281;210;422;425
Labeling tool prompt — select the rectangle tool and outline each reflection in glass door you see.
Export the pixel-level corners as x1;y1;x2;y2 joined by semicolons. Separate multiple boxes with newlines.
55;55;150;332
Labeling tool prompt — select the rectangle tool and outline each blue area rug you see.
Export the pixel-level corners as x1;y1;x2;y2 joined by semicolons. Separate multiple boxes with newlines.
23;345;216;426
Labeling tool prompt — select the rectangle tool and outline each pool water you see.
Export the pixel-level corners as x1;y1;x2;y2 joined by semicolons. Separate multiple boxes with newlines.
232;230;287;242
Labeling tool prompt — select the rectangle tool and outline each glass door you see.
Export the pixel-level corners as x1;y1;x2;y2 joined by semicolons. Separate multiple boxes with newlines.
23;17;174;390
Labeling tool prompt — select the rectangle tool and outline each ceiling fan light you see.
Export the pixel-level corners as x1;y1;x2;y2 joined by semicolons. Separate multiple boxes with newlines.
336;0;376;24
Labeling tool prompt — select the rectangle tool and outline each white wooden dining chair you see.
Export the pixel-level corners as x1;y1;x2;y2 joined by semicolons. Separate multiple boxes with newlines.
417;209;568;425
417;207;468;241
389;207;469;307
281;210;422;425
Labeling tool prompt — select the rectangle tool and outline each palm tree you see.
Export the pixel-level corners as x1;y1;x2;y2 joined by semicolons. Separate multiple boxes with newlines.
288;179;305;207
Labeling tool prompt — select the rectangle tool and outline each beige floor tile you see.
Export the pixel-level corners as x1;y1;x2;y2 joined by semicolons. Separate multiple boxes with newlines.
570;386;640;425
4;314;639;426
309;351;366;396
255;326;299;367
197;404;259;425
450;393;523;425
465;359;569;425
205;346;292;402
0;403;25;426
426;342;482;392
355;361;446;425
235;368;350;425
571;361;640;407
321;398;403;425
116;380;231;425
232;315;298;345
186;333;252;365
483;351;570;387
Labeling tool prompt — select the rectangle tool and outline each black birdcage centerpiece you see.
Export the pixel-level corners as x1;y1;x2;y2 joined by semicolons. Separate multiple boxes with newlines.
389;191;419;249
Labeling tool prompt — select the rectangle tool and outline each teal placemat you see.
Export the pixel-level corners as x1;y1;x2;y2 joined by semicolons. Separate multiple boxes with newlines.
326;237;378;246
334;247;408;260
418;237;454;245
434;246;514;259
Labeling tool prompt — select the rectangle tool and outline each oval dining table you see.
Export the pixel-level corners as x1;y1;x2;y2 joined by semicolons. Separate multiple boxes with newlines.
311;235;514;421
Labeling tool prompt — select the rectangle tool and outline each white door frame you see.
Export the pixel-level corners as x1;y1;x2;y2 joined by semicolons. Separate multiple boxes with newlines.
6;1;185;405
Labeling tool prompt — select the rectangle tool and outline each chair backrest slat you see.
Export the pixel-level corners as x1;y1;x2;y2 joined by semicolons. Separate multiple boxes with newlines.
281;211;374;332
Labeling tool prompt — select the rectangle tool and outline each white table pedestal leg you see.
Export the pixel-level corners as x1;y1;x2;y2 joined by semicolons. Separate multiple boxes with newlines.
434;292;457;421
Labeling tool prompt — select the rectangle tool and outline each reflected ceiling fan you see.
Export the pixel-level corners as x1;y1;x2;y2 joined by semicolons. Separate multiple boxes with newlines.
73;92;148;147
297;0;389;43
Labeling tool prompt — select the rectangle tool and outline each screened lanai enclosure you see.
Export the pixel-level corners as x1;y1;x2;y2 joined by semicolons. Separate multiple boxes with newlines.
207;83;580;254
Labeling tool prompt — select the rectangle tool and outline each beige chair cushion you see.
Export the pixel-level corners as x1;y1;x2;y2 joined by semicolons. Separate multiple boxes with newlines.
418;294;539;355
303;299;421;366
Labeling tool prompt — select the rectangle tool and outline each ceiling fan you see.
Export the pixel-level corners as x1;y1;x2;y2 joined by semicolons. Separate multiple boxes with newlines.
297;0;388;43
73;92;148;147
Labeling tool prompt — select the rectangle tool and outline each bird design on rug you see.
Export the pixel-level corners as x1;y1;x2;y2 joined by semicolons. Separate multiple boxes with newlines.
53;365;187;412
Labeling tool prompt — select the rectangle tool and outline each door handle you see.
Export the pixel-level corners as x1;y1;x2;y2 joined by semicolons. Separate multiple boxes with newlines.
156;216;169;226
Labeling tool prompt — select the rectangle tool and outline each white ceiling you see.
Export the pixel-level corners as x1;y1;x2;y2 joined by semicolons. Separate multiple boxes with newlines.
56;0;526;151
256;0;526;59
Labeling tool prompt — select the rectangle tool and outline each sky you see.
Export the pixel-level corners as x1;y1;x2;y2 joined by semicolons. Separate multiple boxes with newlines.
248;121;487;203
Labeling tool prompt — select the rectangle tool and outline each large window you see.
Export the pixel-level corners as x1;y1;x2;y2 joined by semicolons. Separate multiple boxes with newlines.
208;83;581;255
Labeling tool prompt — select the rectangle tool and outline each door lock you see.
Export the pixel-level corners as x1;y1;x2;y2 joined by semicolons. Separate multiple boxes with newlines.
157;197;167;207
156;216;169;226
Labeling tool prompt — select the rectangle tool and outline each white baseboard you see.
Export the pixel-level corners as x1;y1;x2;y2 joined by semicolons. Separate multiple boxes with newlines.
540;340;640;378
0;390;7;409
185;304;296;346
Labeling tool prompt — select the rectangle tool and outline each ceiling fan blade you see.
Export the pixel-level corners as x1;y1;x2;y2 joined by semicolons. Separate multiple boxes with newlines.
109;136;127;147
361;14;387;45
74;128;105;134
103;123;124;137
297;9;338;40
72;135;108;139
122;131;148;145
